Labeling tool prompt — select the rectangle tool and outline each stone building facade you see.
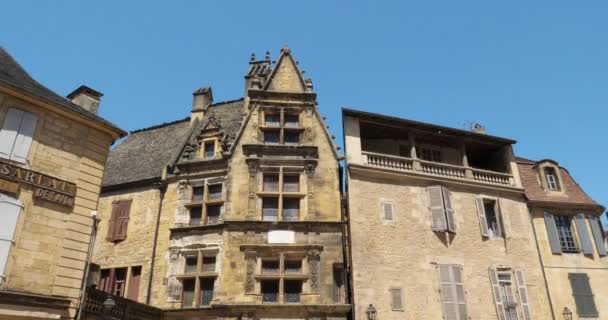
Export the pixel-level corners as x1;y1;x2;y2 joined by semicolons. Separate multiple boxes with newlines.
0;48;125;319
517;158;607;320
92;47;350;320
342;109;554;320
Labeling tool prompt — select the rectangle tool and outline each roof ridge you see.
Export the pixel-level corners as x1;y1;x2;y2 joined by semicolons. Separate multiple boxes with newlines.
130;117;190;134
209;97;244;107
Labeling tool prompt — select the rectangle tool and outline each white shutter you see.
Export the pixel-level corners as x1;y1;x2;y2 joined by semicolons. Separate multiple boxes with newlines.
428;186;447;231
514;269;532;320
10;111;37;163
382;202;394;221
0;193;23;279
489;267;507;320
495;199;505;238
0;108;24;160
442;187;456;233
476;198;489;237
438;264;467;320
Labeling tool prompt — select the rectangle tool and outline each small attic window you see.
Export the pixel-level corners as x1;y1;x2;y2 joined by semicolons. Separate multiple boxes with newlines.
544;167;561;191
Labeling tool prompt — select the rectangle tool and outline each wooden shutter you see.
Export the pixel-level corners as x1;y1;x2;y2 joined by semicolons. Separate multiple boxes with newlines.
514;269;531;320
543;212;562;254
574;214;593;255
10;111;37;163
106;202;120;241
0;194;22;278
127;266;141;301
439;264;467;320
588;215;607;256
476;198;489;237
0;108;23;159
382;202;394;221
389;288;403;310
569;273;598;318
496;199;507;238
489;268;507;320
114;200;132;241
442;187;456;233
427;186;447;231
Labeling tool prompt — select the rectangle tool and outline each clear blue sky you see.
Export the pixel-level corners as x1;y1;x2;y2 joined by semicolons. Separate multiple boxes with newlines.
1;1;606;223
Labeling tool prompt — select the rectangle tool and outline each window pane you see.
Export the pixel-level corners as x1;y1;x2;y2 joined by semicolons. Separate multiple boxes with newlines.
263;175;279;192
555;215;578;252
483;199;501;237
284;260;302;273
284;280;302;303
208;184;222;201
114;268;127;297
200;278;214;306
190;207;202;226
265;114;280;127
192;186;204;202
204;142;215;159
182;279;195;307
284;115;299;128
185;256;198;274
206;205;221;225
264;130;280;144
283;175;299;192
283;198;300;221
262;260;280;274
284;131;299;145
202;256;216;272
544;167;560;190
262;280;279;303
262;198;279;222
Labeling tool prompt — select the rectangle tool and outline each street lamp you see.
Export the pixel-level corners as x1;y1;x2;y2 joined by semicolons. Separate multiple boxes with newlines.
103;295;115;311
562;307;573;320
366;304;377;320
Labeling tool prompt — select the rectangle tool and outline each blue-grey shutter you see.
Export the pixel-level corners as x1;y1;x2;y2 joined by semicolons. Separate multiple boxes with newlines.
489;268;507;320
476;198;489;237
544;212;562;254
514;269;531;320
569;273;598;318
588;215;607;256
10;111;37;163
0;108;24;160
574;214;593;255
427;186;447;231
442;187;456;233
0;194;22;278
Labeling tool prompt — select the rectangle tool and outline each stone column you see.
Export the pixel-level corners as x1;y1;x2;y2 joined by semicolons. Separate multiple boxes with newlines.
461;143;474;179
409;131;421;171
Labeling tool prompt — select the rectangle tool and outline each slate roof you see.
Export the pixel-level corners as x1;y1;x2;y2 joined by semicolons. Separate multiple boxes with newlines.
515;156;603;210
0;47;125;136
102;99;245;188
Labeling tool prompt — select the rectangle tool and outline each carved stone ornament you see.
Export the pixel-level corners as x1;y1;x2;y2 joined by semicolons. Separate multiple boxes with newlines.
245;250;257;293
307;249;321;292
305;161;317;176
247;159;260;176
177;180;189;201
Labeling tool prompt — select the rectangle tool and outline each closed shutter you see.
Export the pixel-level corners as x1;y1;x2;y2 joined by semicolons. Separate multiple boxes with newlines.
588;215;607;256
127;266;141;301
544;212;562;254
10;111;37;163
496;199;506;238
106;202;120;241
489;268;507;320
428;186;447;231
389;288;403;310
0;109;23;159
514;269;531;320
115;200;132;241
442;187;456;233
438;264;467;320
476;198;489;237
574;214;594;255
382;202;394;221
0;194;22;279
569;273;598;318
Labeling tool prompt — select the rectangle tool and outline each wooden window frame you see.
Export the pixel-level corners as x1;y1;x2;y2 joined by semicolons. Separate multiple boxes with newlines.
256;253;307;304
260;108;304;145
178;250;219;308
187;181;224;226
98;266;142;301
259;168;304;222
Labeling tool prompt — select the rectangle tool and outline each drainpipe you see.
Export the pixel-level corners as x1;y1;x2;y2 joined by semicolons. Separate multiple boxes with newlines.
528;205;557;320
75;212;99;320
146;181;167;305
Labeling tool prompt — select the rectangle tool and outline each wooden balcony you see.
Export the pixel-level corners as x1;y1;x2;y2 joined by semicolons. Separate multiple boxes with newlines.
362;151;515;187
81;286;162;320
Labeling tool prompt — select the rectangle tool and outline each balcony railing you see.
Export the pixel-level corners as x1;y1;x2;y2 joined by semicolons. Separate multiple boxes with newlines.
361;151;515;187
81;286;162;320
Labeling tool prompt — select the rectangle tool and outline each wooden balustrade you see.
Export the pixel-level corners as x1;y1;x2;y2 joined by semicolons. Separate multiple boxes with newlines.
360;151;514;187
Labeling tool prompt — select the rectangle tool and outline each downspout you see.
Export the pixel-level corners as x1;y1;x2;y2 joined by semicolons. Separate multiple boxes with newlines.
146;181;167;305
75;213;99;320
528;204;557;320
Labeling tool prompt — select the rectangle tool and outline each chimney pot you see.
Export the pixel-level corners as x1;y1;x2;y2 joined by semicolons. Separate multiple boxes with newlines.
191;87;213;124
67;85;103;114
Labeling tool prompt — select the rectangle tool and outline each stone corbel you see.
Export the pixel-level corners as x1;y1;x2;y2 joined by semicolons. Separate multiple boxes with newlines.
244;250;257;293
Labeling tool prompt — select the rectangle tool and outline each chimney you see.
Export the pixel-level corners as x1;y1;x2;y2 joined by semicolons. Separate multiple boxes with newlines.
471;123;486;134
191;87;213;124
67;85;103;114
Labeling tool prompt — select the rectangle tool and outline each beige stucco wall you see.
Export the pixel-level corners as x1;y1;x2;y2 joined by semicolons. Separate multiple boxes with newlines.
531;207;608;319
0;91;115;318
347;170;552;320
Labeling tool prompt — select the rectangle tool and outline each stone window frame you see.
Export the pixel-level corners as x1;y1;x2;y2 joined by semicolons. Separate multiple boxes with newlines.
185;177;226;226
389;286;404;311
198;137;218;160
257;166;307;222
259;107;304;146
379;200;396;223
254;252;309;304
535;161;566;194
176;248;220;308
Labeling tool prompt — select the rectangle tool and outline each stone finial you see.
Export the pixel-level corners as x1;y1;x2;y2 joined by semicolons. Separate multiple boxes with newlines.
250;53;256;62
305;78;313;92
281;44;291;54
265;51;271;61
250;75;263;89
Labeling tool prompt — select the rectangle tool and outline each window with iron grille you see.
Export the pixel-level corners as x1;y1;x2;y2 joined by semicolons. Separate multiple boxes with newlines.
260;171;303;221
200;278;215;306
555;215;579;252
188;182;223;226
284;280;302;303
260;109;302;145
262;280;279;303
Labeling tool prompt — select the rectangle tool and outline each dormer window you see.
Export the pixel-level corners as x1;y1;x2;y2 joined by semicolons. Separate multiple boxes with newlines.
544;167;560;191
203;141;216;159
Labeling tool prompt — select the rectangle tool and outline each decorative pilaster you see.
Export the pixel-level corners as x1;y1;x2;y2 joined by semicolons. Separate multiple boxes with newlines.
246;159;259;219
244;250;257;293
166;249;183;301
305;161;317;218
307;249;321;293
175;180;190;224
